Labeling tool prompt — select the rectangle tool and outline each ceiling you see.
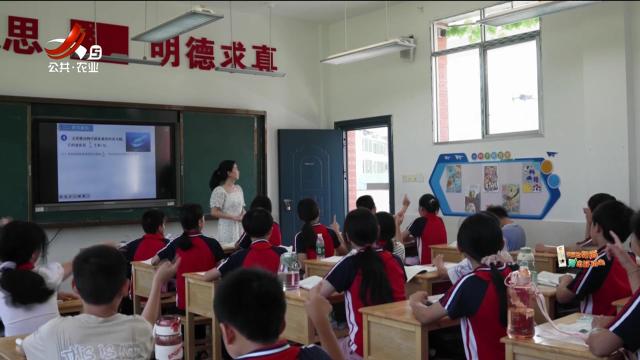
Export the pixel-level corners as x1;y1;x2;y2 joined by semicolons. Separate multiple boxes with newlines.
199;1;391;24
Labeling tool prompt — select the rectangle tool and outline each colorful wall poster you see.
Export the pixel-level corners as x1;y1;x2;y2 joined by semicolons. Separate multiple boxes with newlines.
522;163;542;193
483;166;498;192
502;184;521;213
465;185;481;213
446;165;462;193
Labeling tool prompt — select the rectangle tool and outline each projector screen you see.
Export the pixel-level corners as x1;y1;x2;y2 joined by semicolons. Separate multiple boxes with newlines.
33;120;177;210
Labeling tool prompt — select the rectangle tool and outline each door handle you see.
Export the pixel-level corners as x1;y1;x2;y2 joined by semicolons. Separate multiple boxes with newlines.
283;199;293;211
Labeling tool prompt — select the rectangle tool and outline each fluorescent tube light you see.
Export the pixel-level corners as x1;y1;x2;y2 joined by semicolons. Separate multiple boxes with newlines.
480;1;597;27
132;6;223;43
214;66;286;77
321;37;415;65
99;53;162;66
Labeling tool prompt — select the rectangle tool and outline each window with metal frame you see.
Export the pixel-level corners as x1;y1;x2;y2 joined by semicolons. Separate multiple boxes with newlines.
432;5;541;143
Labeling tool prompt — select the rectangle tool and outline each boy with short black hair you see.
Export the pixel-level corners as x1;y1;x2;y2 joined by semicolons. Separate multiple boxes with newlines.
205;208;286;281
22;245;178;360
236;196;282;249
214;268;339;360
485;205;527;251
557;200;634;315
120;209;169;273
355;195;376;214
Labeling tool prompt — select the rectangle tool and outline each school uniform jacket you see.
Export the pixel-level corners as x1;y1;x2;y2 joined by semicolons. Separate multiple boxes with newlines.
568;247;633;315
237;222;282;249
294;224;341;260
608;288;640;358
217;239;287;276
439;263;517;360
234;342;331;360
156;230;224;309
324;249;406;357
120;233;169;279
407;213;447;264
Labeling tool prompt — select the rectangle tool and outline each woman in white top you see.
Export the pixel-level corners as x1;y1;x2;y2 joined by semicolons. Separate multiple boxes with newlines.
0;221;73;336
209;160;246;245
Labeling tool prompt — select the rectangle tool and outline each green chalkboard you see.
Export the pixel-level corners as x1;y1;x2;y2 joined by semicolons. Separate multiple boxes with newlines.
0;102;29;220
182;112;258;214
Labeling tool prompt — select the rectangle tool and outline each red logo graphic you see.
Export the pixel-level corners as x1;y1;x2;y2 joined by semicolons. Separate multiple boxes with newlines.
45;23;86;60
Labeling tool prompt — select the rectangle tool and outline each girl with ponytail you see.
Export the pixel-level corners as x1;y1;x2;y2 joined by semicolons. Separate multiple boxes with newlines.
209;160;246;245
409;212;517;360
294;198;347;262
0;221;73;336
318;209;406;359
401;193;447;264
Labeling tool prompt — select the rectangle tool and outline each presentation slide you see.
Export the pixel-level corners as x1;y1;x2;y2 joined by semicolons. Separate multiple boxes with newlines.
56;124;157;202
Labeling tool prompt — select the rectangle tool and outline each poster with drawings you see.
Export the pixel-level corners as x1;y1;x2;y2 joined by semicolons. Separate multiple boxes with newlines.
465;185;481;213
522;163;542;193
446;165;462;193
483;166;498;192
502;184;521;213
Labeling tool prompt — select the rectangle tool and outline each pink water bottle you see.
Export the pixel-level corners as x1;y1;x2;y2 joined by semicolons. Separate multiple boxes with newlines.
506;268;535;339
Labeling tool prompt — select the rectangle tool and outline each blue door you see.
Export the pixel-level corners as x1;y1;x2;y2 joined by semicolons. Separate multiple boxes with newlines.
278;130;345;246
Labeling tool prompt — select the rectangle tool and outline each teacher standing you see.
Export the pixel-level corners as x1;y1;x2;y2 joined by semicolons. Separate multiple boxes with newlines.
209;160;245;245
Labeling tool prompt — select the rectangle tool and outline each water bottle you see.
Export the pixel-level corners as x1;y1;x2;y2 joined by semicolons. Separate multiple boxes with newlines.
315;234;325;259
278;252;301;291
506;268;535;339
517;247;537;284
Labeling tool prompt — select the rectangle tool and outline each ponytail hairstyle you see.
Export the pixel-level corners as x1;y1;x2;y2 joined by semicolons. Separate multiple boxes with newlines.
176;203;204;250
419;194;440;213
297;198;320;251
0;221;55;306
375;212;396;253
209;160;236;191
345;209;393;306
591;200;633;244
457;212;508;326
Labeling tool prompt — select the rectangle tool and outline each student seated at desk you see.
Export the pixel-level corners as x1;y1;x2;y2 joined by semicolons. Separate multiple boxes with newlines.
204;208;286;281
586;210;640;358
401;194;447;265
236;196;282;249
409;213;517;360
375;212;406;262
295;198;348;262
556;200;633;316
214;268;339;360
152;203;224;311
120;209;169;275
356;195;376;213
22;245;178;360
485;205;526;251
319;209;406;360
0;221;73;336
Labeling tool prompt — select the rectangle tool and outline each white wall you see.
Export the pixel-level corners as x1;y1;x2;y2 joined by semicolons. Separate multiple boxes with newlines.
0;1;324;283
322;1;638;245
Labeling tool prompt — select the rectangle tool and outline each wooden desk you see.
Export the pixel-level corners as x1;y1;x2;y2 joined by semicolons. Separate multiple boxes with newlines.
502;313;622;360
612;297;629;314
430;244;463;263
0;336;25;360
58;299;82;315
533;252;559;274
222;244;237;257
184;272;220;360
282;289;348;345
405;271;447;297
360;300;458;360
303;258;340;278
131;261;177;315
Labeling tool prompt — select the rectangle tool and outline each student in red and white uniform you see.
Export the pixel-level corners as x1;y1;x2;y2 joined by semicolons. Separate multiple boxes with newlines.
401;194;447;264
204;208;286;281
557;200;634;316
586;210;640;358
152;203;224;310
318;208;406;359
120;209;169;278
214;268;339;360
294;198;347;262
236;196;282;249
410;212;517;360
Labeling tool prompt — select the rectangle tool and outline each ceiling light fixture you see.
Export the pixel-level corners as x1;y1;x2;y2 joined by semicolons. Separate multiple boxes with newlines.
132;5;223;43
479;1;598;26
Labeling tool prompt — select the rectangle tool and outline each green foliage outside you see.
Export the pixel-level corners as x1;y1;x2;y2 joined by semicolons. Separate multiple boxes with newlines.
444;18;539;43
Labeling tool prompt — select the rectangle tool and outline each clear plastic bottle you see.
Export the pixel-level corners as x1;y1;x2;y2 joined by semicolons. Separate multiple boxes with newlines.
278;252;301;291
154;315;183;360
517;247;537;284
506;268;535;339
315;234;325;259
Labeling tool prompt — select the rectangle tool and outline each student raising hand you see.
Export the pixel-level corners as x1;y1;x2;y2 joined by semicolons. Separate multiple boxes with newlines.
305;283;343;360
606;230;640;292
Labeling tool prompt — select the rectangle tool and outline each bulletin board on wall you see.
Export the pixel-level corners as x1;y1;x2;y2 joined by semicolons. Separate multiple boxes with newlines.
428;152;561;220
